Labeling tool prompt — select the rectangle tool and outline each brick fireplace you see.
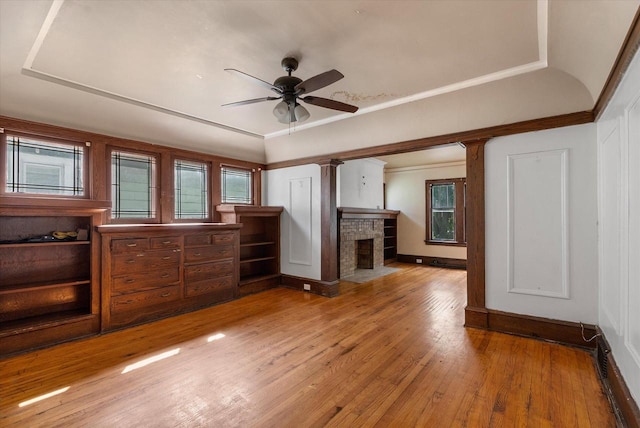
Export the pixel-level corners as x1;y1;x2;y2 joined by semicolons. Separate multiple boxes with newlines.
338;208;400;279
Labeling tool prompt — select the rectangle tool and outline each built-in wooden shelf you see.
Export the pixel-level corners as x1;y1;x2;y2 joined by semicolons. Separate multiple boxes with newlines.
0;197;110;356
217;205;283;296
0;240;91;248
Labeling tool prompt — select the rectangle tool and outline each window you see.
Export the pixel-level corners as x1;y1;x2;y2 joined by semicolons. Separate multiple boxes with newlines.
111;150;158;219
174;159;209;219
221;166;252;204
426;178;466;246
5;134;85;196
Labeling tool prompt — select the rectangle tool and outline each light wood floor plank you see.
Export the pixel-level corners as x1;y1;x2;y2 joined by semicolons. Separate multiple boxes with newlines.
0;264;615;427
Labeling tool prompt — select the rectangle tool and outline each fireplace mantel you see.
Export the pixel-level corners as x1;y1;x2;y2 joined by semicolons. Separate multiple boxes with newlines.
338;207;400;219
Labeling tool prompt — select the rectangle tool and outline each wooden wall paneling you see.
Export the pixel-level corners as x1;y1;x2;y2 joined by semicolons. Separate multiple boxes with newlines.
160;152;173;223
318;159;342;284
90;139;107;201
211;162;222;222
464;140;488;328
253;166;262;206
265;112;593;170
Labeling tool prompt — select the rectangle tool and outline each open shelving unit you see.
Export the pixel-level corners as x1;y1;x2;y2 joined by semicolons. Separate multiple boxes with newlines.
383;217;398;264
217;204;283;296
0;197;109;356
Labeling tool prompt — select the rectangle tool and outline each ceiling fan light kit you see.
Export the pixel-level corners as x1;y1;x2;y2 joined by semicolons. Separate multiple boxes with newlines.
223;57;359;125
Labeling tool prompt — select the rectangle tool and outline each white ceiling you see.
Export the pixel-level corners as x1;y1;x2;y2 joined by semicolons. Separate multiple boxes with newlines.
1;0;638;164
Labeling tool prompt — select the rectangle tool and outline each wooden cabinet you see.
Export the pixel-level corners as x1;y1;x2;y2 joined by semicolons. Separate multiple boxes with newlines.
97;224;240;331
0;197;109;357
216;205;283;296
384;217;398;264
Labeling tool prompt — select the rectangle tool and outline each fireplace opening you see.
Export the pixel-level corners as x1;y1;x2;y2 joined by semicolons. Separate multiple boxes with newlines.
356;239;374;269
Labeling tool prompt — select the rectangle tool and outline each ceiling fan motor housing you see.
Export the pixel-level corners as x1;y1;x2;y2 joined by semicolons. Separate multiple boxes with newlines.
274;76;303;105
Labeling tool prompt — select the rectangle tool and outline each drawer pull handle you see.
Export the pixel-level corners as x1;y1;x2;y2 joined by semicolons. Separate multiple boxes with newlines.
162;256;171;260
126;243;137;247
161;274;169;278
126;259;135;264
162;241;172;244
161;292;171;297
125;279;135;284
122;300;134;305
194;253;201;256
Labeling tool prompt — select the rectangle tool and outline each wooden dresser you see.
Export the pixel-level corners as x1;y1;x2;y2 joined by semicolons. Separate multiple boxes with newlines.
96;223;240;331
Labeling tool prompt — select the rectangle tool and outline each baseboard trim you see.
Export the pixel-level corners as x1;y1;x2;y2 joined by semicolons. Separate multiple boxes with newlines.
280;274;340;297
485;309;598;349
397;254;467;269
464;306;489;328
597;330;640;428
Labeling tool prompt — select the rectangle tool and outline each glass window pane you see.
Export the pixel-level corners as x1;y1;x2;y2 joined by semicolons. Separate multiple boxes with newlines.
432;210;455;240
6;135;84;195
221;167;252;204
111;151;157;219
431;183;456;241
432;183;455;209
175;160;208;219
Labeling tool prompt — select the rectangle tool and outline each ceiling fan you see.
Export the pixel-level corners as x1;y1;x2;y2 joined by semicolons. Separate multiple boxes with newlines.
222;57;359;124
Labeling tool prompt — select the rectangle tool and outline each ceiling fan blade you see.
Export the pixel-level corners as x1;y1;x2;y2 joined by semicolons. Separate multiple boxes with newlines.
224;69;282;94
222;96;280;107
295;69;344;94
301;96;358;113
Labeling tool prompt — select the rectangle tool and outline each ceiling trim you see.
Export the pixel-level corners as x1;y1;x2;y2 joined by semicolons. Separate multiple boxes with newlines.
264;0;549;139
593;6;640;120
22;0;549;140
22;0;263;140
384;160;467;174
265;110;593;170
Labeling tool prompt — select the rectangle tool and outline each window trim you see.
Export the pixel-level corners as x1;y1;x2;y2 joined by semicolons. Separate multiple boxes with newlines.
425;177;466;247
220;164;254;205
172;156;212;222
1;130;89;199
108;146;160;224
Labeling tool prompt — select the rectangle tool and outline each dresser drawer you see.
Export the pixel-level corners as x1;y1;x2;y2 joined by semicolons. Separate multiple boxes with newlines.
185;275;234;297
150;235;181;249
111;238;149;253
184;233;211;247
112;249;181;275
111;285;180;312
112;267;180;293
184;232;236;247
212;232;236;245
184;245;234;263
184;259;234;283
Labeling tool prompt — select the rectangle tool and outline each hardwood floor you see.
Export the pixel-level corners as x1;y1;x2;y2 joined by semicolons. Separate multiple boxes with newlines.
0;264;615;427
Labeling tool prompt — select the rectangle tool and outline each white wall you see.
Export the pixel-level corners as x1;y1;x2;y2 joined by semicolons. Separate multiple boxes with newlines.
262;164;321;280
385;162;467;260
597;46;640;403
337;158;385;209
485;124;599;323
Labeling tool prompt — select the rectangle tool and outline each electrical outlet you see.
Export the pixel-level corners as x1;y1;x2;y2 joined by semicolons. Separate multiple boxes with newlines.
303;283;311;291
416;258;423;264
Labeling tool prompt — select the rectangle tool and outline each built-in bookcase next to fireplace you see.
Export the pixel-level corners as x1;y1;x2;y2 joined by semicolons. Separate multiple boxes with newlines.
383;217;398;264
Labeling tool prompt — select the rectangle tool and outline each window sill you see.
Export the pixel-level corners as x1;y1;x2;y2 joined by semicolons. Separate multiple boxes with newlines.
424;240;467;247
